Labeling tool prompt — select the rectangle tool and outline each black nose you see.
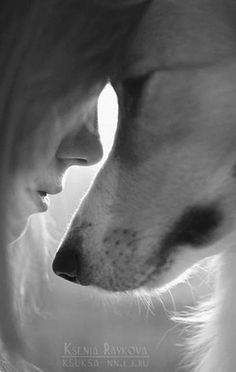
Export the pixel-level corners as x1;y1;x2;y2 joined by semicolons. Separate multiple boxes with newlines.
52;247;80;283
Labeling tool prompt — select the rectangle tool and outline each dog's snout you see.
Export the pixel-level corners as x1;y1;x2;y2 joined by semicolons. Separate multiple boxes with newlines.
52;247;80;283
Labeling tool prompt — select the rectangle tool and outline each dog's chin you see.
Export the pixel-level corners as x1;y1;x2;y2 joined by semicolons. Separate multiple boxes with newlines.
71;257;200;293
71;271;158;293
90;282;137;293
58;271;141;292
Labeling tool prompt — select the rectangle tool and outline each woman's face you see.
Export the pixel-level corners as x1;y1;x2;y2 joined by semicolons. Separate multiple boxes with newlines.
8;84;103;243
3;2;112;243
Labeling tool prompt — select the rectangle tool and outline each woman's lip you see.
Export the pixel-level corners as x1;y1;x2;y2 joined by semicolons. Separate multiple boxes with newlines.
27;185;63;213
37;185;63;195
38;190;47;197
26;189;51;213
35;191;50;211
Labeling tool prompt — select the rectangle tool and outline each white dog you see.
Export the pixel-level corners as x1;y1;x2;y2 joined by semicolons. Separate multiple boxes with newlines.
53;0;236;371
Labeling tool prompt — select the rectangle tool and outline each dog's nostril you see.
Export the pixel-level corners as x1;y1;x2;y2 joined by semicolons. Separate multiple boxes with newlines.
59;273;77;283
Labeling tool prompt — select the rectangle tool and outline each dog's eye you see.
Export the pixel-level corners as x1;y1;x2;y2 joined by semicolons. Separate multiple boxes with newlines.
122;74;149;98
120;74;151;117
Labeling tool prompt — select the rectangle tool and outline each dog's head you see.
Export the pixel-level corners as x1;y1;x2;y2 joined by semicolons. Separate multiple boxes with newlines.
53;0;236;291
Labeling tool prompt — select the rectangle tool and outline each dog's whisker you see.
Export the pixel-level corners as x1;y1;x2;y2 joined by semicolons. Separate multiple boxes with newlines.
166;288;177;313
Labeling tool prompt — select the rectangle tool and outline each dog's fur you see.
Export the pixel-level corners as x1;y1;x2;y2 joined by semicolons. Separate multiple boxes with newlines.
53;0;236;371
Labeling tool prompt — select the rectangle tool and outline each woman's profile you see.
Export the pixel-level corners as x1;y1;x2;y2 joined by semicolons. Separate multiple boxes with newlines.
0;1;148;370
0;2;105;370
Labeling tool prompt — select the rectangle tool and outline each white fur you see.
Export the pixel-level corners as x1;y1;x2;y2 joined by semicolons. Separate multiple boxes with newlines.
174;237;236;372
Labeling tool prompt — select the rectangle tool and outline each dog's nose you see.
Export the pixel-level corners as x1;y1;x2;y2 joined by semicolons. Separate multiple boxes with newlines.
52;247;80;283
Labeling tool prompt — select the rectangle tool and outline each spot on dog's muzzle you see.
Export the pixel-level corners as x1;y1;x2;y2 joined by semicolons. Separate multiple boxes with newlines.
157;202;223;267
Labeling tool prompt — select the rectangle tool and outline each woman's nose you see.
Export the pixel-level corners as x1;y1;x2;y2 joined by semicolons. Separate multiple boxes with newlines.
56;125;103;166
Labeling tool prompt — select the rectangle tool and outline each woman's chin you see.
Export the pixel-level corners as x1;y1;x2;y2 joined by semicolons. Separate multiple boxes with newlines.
7;215;30;244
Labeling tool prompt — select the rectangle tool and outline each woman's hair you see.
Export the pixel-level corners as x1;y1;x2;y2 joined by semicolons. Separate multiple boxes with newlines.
0;0;150;369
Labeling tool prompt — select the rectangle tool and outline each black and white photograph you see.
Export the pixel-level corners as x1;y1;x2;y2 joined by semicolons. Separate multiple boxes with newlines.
0;1;236;371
